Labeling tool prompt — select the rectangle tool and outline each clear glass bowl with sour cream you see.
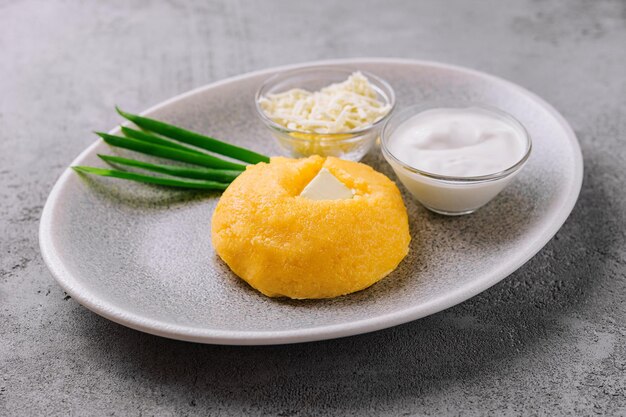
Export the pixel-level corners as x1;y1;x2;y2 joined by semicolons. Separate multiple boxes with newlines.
381;103;532;216
255;67;396;162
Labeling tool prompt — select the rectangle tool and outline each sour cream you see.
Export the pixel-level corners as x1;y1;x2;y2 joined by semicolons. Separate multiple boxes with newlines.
388;107;527;177
382;106;531;215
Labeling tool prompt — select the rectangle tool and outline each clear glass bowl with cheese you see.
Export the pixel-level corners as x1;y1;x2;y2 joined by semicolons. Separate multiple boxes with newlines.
255;67;395;161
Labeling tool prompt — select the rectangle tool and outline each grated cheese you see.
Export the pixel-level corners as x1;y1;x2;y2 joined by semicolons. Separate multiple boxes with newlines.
258;72;391;134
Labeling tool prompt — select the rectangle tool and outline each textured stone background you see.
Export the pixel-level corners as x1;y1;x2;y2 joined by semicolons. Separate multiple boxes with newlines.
1;0;625;415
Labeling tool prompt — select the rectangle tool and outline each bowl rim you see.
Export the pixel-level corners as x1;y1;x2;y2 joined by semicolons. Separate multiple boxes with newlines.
254;66;396;139
380;103;533;183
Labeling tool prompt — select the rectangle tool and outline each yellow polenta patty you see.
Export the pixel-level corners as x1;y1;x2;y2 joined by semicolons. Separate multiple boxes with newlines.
211;156;410;299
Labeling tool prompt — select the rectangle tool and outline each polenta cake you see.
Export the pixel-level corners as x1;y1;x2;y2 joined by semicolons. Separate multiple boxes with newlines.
211;155;410;299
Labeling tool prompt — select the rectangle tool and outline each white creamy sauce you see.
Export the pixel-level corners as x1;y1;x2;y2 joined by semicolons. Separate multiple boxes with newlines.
388;107;526;177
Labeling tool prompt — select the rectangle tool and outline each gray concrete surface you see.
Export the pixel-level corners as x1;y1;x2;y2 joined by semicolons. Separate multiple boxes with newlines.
1;0;625;415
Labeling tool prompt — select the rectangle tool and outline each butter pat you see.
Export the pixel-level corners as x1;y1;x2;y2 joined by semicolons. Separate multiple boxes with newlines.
300;168;354;200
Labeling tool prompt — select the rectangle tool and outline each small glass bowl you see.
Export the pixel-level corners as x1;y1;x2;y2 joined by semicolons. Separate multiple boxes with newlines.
381;102;532;216
255;66;395;162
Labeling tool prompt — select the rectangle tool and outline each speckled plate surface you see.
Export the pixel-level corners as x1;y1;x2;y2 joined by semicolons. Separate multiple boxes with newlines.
39;58;583;345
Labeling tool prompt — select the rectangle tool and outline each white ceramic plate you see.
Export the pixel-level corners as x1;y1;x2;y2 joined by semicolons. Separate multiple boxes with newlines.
39;58;583;345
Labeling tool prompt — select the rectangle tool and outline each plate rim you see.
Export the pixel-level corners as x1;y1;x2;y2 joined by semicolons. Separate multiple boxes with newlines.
39;57;584;345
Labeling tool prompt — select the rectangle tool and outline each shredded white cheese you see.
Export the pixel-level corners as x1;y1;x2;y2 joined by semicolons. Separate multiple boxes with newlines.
258;72;391;134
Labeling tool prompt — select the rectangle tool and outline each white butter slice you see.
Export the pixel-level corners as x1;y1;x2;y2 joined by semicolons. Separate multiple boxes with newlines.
300;168;354;200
